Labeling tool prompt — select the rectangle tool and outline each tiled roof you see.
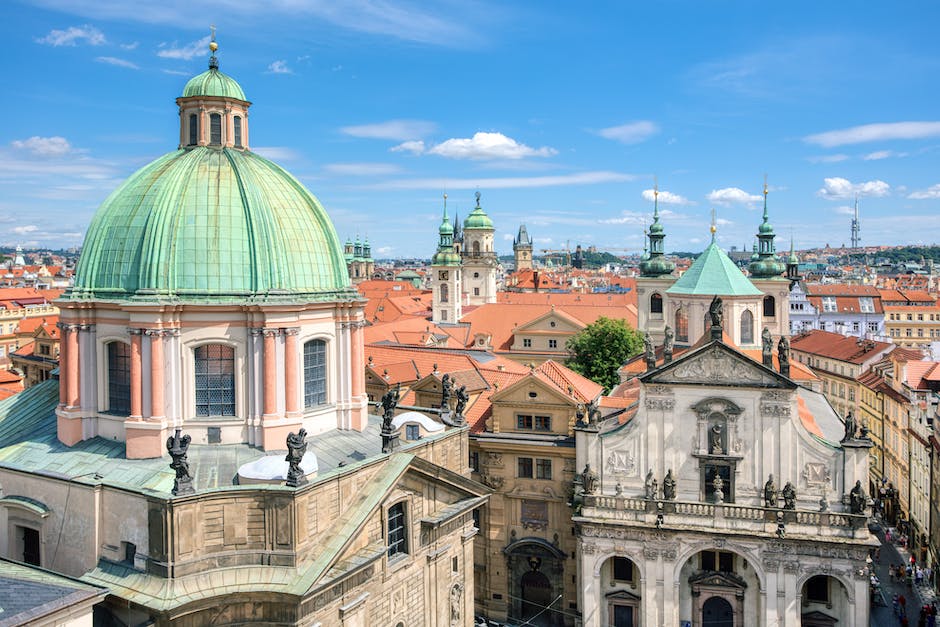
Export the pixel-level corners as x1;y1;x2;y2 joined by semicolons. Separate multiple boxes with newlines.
666;241;763;296
807;284;880;296
532;360;603;403
789;329;893;364
0;558;107;625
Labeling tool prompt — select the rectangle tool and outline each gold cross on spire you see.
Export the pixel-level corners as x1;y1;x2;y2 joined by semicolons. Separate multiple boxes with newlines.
710;208;717;240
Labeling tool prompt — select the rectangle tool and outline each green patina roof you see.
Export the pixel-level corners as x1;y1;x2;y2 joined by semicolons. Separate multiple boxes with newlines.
463;205;494;230
667;240;763;296
67;147;355;303
182;68;247;101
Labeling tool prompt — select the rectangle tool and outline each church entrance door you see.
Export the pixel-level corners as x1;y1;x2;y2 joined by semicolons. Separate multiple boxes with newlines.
520;570;552;625
702;596;734;627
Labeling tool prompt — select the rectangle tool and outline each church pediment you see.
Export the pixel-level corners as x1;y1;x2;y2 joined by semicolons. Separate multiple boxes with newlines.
514;309;584;334
688;569;747;590
639;342;796;389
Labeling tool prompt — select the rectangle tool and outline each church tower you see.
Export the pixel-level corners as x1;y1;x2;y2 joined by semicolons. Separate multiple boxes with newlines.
431;195;463;324
461;191;498;305
513;224;533;271
636;186;676;343
746;181;790;339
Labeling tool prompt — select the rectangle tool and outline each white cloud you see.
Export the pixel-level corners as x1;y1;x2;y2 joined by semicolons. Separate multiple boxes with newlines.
707;187;761;206
323;163;402;176
95;56;139;69
157;36;211;60
267;60;292;74
161;69;189;76
597;121;660;144
390;140;426;154
908;184;940;200
804;121;940;147
863;150;906;161
817;177;890;199
598;211;648;225
11;136;73;157
376;246;393;255
806;154;849;163
834;205;856;215
423;132;557;160
11;225;38;235
251;146;302;161
641;189;692;205
368;171;634;190
120;41;139;50
36;25;105;46
341;119;436;141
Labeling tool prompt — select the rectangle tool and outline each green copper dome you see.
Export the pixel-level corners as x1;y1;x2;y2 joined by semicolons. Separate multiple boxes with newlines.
463;193;494;230
182;68;247;101
68;147;353;303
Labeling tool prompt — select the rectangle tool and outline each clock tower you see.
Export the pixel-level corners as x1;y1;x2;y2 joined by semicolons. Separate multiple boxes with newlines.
431;195;463;324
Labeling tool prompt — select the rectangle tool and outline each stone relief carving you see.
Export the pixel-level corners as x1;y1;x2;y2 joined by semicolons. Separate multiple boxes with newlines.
646;397;676;411
760;402;791;417
480;473;504;490
646;385;673;396
669;348;777;386
605;448;637;477
761;390;790;401
484;452;503;467
801;462;831;488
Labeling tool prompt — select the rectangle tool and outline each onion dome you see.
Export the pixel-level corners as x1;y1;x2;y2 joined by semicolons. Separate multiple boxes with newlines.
748;182;786;278
433;195;461;266
639;186;675;277
66;38;352;303
463;192;494;229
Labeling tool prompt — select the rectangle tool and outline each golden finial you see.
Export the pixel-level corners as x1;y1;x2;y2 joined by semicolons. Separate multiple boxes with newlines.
763;173;768;196
653;175;659;199
209;25;218;52
710;208;717;239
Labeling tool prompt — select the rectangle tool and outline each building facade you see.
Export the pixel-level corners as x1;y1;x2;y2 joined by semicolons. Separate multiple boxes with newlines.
574;327;874;627
461;193;498;306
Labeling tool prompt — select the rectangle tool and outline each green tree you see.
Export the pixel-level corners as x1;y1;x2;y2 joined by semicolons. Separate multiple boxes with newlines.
566;316;644;392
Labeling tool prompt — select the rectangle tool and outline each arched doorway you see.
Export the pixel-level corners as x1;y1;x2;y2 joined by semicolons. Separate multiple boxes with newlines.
504;537;566;626
702;596;734;627
601;555;641;627
800;575;848;626
521;568;552;622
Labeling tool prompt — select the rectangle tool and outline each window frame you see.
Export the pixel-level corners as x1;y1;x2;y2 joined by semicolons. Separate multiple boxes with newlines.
303;339;328;409
535;458;552;480
209;112;223;145
106;340;131;415
518;456;534;478
188;113;198;146
387;501;409;559
233;115;243;148
194;343;237;418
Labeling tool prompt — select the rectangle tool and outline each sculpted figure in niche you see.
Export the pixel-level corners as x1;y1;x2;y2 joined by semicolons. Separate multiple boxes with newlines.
763;474;778;507
710;422;724;455
850;480;867;514
663;469;677;500
782;481;797;510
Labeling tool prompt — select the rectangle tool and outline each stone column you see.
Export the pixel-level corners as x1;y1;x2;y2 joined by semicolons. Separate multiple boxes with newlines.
147;329;166;421
349;318;367;430
262;328;279;418
65;323;80;408
56;322;68;406
284;327;300;417
129;328;143;420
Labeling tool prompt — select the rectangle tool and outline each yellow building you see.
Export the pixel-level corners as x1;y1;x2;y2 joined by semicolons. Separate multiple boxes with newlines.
884;303;940;348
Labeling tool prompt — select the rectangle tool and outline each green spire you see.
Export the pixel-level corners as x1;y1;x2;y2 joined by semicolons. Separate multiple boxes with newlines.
433;193;460;266
748;178;785;278
639;181;674;277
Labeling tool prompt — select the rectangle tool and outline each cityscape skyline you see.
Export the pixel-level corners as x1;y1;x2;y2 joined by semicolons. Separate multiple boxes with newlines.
3;1;940;257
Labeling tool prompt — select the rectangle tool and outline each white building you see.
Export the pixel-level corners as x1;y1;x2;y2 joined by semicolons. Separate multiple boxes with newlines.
574;318;874;627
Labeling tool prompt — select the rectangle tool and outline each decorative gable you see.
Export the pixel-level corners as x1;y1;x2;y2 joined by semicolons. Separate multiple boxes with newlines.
515;309;585;334
640;342;796;389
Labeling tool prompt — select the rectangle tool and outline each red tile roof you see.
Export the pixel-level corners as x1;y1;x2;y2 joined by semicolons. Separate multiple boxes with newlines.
789;329;893;364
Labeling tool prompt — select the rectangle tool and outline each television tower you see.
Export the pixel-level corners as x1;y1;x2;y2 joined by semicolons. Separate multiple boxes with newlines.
850;194;860;249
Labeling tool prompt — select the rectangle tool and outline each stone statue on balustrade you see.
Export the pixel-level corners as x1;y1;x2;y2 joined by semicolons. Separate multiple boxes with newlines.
644;469;658;500
581;464;599;495
663;469;676;500
285;428;308;487
167;428;194;496
763;474;778;507
849;480;867;514
782;481;796;510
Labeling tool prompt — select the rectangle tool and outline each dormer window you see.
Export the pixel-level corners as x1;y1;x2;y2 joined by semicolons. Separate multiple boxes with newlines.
233;116;243;148
209;113;222;145
188;114;198;146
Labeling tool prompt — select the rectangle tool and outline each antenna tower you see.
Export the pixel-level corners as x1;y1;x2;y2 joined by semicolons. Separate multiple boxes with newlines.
850;194;860;249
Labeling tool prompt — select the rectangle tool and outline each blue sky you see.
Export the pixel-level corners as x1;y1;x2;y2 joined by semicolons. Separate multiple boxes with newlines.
3;1;940;258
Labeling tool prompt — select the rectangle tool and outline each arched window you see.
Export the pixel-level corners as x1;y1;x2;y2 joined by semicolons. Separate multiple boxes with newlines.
304;340;327;408
650;293;663;315
740;310;754;344
209;113;222;145
195;344;235;416
763;295;776;318
188;114;198;146
387;501;408;557
472;241;481;255
107;341;130;414
233;115;243;148
440;283;449;303
675;308;688;343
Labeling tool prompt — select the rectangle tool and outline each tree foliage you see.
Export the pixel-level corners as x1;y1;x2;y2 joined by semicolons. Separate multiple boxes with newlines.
565;316;644;393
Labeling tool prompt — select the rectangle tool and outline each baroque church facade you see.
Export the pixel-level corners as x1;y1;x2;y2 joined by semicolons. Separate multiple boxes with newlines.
0;40;485;626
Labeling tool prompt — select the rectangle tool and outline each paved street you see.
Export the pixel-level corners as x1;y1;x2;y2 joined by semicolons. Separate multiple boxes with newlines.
869;520;937;627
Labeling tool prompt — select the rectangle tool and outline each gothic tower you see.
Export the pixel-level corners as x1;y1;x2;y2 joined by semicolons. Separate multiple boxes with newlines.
513;224;533;271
